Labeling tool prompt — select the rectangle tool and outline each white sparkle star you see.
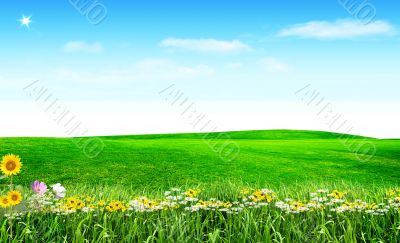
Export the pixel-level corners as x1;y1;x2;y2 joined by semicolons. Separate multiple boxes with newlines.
19;15;32;29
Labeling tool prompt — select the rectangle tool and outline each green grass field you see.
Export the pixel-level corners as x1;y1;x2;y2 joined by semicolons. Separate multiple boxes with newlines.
1;129;399;189
1;130;400;242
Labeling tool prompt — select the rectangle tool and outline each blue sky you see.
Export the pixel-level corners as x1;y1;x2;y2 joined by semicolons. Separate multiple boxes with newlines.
0;0;399;137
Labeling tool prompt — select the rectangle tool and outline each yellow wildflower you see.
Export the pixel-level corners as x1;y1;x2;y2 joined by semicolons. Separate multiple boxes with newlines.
329;190;345;199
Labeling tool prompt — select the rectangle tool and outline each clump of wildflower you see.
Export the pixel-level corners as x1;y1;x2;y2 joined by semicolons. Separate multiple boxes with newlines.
249;189;276;203
129;197;161;212
107;200;126;212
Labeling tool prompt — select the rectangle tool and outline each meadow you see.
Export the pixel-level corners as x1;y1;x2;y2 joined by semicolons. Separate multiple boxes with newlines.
0;130;399;188
0;130;399;242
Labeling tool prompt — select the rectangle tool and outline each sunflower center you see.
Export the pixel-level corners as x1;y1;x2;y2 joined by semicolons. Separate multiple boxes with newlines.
11;195;18;201
6;161;16;171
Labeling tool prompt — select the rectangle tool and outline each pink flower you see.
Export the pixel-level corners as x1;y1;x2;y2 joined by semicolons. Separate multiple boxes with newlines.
31;180;47;194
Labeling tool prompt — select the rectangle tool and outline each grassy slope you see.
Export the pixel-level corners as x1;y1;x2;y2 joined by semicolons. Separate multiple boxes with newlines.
0;130;399;189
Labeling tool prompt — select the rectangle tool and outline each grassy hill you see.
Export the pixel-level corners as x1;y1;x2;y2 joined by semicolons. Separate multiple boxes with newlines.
100;129;370;140
0;130;399;189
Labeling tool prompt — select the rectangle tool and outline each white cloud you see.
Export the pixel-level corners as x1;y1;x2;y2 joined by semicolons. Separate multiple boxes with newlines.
62;41;103;53
278;19;395;39
132;58;215;78
160;38;250;53
55;58;215;83
260;58;288;72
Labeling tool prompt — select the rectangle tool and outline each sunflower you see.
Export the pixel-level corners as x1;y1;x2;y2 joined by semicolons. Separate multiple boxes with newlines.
1;154;22;176
8;190;22;206
0;195;11;208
